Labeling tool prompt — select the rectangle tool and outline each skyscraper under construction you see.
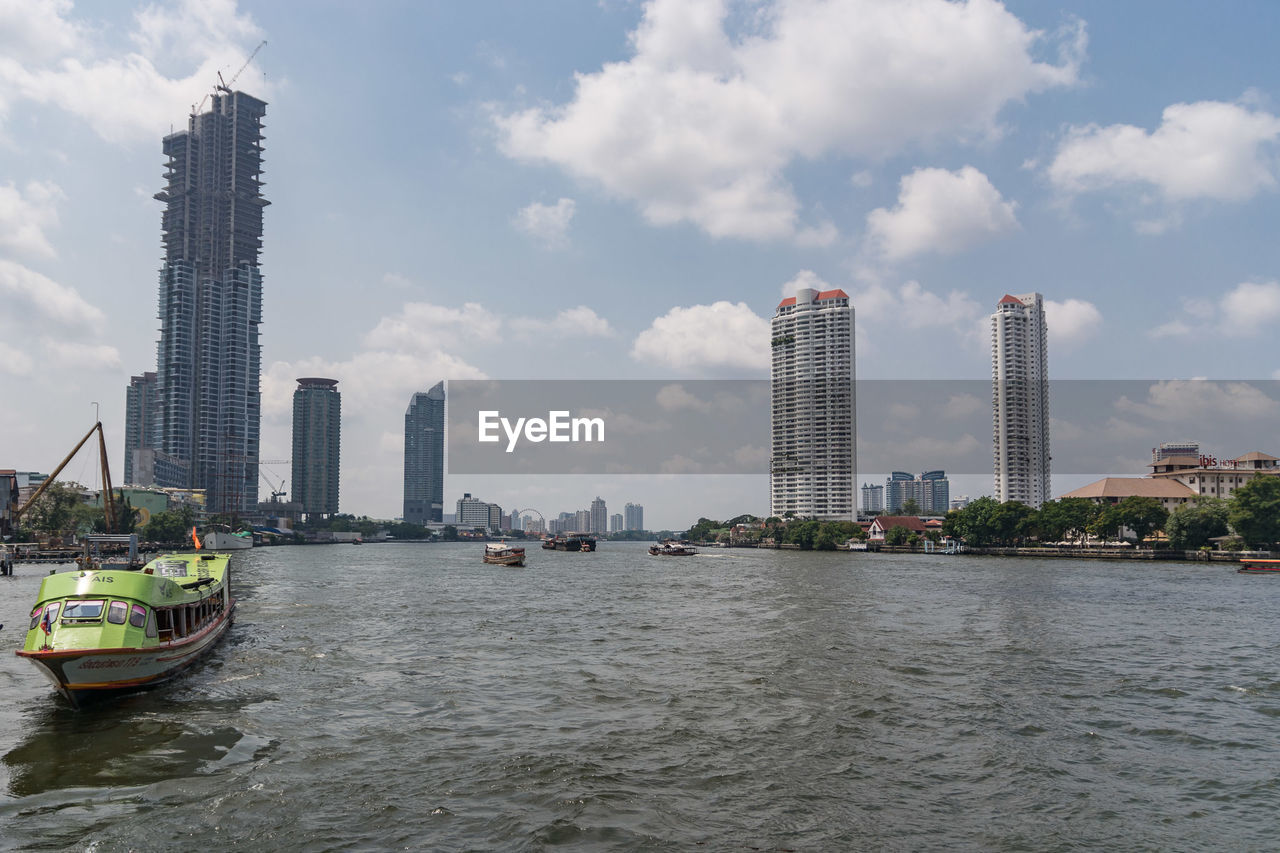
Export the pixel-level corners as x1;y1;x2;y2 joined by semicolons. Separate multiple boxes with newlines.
146;88;269;513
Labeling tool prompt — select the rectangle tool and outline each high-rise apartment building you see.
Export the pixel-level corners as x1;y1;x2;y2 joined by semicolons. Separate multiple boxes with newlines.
610;513;623;533
404;381;445;525
590;496;607;534
885;470;950;514
770;287;856;520
150;89;268;513
291;378;341;519
992;293;1050;508
860;482;884;514
124;372;159;485
624;502;644;531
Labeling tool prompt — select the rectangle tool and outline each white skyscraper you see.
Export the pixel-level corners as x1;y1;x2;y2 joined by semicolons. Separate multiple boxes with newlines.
770;287;856;520
992;292;1050;508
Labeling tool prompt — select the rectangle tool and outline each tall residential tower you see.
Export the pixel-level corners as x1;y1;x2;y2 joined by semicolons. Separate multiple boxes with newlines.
148;89;268;512
404;382;445;524
770;287;856;520
291;378;341;518
992;293;1050;508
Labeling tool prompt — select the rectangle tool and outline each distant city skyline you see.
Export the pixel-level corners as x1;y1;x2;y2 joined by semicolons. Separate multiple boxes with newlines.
4;2;1280;529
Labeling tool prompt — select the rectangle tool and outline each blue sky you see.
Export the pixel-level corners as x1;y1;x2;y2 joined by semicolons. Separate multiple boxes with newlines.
3;0;1280;528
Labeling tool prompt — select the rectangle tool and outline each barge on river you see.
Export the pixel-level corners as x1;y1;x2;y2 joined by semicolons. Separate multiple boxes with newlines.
15;551;234;707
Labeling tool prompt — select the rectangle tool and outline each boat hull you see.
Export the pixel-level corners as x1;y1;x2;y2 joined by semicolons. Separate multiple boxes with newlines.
17;605;234;707
483;554;526;567
203;531;253;550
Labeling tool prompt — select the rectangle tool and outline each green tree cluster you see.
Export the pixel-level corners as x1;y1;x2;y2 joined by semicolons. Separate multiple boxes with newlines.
942;495;1171;547
1228;477;1280;549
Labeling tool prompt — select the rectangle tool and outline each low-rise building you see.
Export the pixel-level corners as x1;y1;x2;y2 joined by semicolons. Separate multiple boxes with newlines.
867;515;928;541
1058;477;1197;511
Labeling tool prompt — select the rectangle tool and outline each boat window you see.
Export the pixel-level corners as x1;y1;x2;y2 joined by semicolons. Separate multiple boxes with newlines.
62;600;105;621
146;610;158;638
29;605;42;630
107;601;128;624
130;604;147;628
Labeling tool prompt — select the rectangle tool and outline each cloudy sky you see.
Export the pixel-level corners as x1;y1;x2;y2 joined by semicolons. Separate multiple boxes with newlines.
3;0;1280;528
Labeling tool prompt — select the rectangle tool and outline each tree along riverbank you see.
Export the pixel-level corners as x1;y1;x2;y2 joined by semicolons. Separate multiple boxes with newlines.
873;544;1275;562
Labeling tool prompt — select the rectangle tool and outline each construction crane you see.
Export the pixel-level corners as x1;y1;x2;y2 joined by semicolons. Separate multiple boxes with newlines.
9;422;118;533
194;39;267;114
217;39;267;93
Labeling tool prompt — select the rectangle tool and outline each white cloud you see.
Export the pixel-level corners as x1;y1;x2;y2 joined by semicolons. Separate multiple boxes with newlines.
40;338;121;370
497;0;1082;243
0;0;85;64
656;383;711;413
0;258;104;329
1048;100;1280;222
1148;319;1191;339
631;301;769;373
363;302;501;354
866;166;1018;260
0;0;268;144
1044;297;1102;347
852;279;983;333
0;340;33;375
1219;281;1280;334
1115;380;1280;423
525;305;614;338
0;180;64;258
1150;281;1280;338
513;198;576;249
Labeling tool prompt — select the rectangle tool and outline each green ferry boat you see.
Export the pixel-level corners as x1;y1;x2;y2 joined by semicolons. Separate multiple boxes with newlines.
16;551;234;707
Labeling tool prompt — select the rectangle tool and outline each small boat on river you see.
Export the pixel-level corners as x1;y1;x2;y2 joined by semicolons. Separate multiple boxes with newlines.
15;551;234;707
649;540;697;556
484;542;526;567
1238;559;1280;574
542;534;596;552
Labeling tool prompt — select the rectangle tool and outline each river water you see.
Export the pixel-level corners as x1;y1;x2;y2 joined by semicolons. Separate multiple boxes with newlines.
1;543;1278;851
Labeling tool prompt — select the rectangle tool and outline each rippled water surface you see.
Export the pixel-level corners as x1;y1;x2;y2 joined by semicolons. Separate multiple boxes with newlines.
3;544;1280;851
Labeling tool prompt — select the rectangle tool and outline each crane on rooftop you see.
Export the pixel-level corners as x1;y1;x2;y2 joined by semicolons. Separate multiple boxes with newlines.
193;39;267;115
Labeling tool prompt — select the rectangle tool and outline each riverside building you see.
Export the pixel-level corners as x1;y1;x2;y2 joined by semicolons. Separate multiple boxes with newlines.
770;287;856;520
291;378;341;519
992;293;1050;508
404;382;446;525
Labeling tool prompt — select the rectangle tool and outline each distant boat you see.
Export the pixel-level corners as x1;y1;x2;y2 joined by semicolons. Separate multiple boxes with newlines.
543;534;596;552
202;530;253;550
1238;559;1280;574
484;542;526;567
15;550;234;707
649;540;697;556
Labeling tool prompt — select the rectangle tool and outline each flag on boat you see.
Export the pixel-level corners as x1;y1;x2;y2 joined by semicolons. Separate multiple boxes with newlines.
192;526;202;549
40;607;53;635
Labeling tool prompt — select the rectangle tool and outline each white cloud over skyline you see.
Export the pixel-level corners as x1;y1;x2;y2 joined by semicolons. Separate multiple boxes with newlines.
631;301;770;373
1048;99;1280;227
866;166;1019;261
497;0;1082;243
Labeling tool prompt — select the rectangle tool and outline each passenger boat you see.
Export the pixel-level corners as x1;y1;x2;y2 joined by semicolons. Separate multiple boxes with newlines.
649;540;697;556
202;529;253;550
483;542;526;567
543;534;596;552
1237;559;1280;574
15;550;234;707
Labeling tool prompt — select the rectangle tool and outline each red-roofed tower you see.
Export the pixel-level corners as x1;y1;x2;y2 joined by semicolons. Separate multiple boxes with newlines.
992;292;1050;507
770;287;856;520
